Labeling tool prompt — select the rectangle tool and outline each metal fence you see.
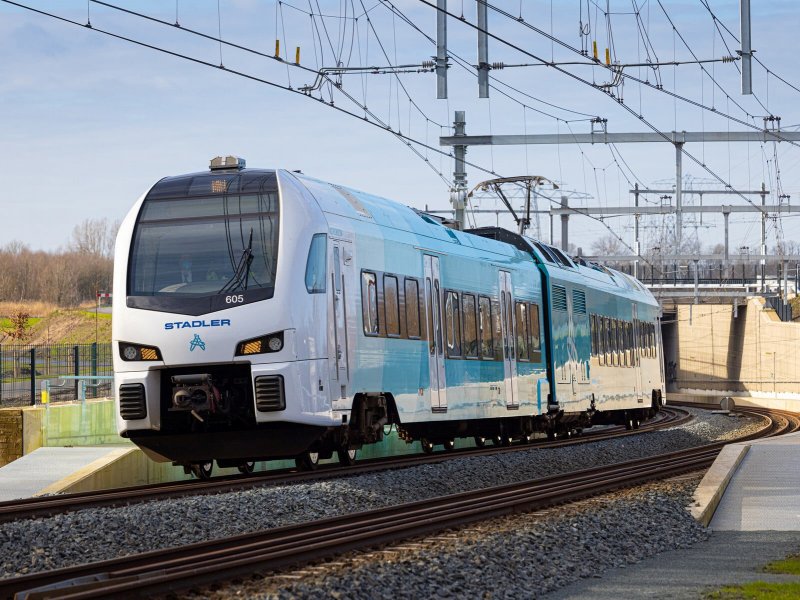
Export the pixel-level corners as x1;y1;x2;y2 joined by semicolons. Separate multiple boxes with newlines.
0;343;113;406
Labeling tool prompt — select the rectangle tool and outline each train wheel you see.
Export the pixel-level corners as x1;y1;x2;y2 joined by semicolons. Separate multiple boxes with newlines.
633;418;641;429
237;461;255;475
520;433;532;444
420;438;435;454
295;450;320;471
337;448;357;466
494;435;512;447
474;436;486;448
546;429;556;440
443;439;455;451
191;461;213;480
625;417;634;431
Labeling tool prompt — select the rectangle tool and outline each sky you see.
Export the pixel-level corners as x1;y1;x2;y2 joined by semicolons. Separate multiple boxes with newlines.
1;0;799;257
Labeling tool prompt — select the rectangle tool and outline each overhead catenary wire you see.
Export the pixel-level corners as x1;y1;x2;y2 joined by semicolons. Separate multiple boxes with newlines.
6;0;788;263
2;0;458;188
460;0;800;151
416;0;778;220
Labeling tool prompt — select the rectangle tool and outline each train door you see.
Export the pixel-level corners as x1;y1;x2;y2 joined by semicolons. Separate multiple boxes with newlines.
570;289;590;398
632;305;643;401
551;284;575;407
499;271;519;408
565;292;578;403
424;255;447;411
329;239;352;408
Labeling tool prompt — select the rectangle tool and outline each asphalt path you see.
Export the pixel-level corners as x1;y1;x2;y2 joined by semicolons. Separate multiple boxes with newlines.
546;531;800;599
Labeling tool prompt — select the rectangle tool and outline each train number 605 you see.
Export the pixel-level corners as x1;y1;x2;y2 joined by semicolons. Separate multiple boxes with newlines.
225;294;245;304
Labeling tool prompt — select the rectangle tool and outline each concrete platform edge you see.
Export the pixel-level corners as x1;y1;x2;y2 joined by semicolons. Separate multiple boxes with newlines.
34;447;138;496
690;443;750;526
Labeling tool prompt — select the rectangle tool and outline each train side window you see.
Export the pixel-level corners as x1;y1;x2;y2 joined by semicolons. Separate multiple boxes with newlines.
425;279;435;354
505;292;515;360
445;291;462;357
384;275;400;337
627;321;633;365
622;320;628;366
650;323;656;357
491;299;503;361
405;278;421;339
304;233;327;294
361;271;379;335
478;296;493;359
530;303;541;361
434;281;444;356
463;293;478;358
597;316;605;365
635;320;641;352
612;319;619;366
514;302;529;361
590;315;598;356
627;322;634;365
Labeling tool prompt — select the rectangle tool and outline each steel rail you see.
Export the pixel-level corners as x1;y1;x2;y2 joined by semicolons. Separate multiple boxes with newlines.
0;408;689;524
3;406;789;600
3;447;723;600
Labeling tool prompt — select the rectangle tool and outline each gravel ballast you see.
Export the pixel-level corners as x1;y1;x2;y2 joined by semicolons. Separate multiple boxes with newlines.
0;408;762;580
202;477;707;599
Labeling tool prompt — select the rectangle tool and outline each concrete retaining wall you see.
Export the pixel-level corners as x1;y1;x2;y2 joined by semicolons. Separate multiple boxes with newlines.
667;297;800;400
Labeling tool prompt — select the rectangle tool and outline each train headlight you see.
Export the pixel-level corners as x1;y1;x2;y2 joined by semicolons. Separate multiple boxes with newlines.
119;342;162;362
236;332;284;356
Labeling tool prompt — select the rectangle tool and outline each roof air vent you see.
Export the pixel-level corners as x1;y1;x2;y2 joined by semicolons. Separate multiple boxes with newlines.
209;156;246;171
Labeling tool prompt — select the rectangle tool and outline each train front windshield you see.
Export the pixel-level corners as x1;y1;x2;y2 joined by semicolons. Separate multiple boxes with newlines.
127;170;279;314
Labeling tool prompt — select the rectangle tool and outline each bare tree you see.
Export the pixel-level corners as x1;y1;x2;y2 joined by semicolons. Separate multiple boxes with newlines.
70;218;119;258
0;240;112;306
590;234;624;258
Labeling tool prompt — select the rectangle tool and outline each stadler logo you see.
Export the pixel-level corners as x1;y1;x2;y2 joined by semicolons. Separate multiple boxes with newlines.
189;334;206;352
164;319;231;330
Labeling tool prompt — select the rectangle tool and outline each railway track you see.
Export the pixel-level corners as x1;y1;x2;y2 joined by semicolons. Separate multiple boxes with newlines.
0;406;690;524
2;405;793;600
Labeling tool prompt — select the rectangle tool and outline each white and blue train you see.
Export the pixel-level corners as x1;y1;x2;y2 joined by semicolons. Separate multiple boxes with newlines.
113;157;665;476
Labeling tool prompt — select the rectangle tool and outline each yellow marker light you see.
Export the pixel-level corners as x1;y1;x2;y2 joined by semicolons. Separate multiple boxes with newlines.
242;340;262;355
140;348;159;361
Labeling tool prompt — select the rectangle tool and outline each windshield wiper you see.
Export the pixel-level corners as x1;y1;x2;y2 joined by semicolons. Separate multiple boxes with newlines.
219;228;254;294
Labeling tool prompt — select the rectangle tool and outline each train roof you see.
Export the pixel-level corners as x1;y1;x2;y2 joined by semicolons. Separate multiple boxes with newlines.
142;164;656;306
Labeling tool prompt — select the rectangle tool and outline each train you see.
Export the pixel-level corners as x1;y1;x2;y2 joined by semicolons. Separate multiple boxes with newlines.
112;156;665;478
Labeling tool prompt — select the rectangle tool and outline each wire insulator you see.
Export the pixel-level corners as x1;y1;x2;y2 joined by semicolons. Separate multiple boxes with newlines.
721;55;736;63
605;48;611;66
491;62;504;70
295;46;300;65
274;39;280;58
421;60;435;69
593;40;598;60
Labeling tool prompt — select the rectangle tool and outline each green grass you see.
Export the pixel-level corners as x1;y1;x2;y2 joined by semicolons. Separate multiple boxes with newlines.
0;317;42;328
707;582;800;599
765;556;800;576
78;311;112;320
706;556;800;599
